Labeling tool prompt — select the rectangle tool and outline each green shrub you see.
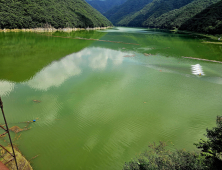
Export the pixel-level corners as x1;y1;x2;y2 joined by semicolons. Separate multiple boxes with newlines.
123;116;222;170
123;141;206;170
195;116;222;170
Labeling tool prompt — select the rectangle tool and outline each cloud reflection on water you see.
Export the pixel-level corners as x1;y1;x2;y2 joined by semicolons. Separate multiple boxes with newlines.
0;81;15;96
26;47;129;91
27;53;82;91
88;48;125;69
1;47;222;96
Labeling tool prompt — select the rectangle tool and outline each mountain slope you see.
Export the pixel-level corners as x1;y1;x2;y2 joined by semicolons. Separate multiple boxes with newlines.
144;0;220;29
0;0;112;29
180;0;222;34
85;0;127;14
104;0;153;25
116;0;194;27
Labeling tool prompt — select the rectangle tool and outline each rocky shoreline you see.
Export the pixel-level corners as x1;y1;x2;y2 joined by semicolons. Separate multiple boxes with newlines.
0;26;113;33
0;146;33;170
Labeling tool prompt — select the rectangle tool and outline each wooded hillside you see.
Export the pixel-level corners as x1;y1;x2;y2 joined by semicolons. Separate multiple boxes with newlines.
180;0;222;34
115;0;194;27
143;0;220;29
0;0;112;29
85;0;127;14
104;0;222;34
104;0;153;25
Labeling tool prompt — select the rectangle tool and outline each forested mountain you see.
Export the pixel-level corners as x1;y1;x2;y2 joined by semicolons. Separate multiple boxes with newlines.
0;0;112;29
115;0;195;27
85;0;127;14
103;0;222;34
104;0;153;25
146;0;220;29
180;0;222;34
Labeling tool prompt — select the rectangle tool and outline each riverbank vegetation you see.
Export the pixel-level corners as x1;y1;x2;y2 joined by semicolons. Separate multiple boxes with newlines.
0;0;112;29
0;26;112;33
123;116;222;170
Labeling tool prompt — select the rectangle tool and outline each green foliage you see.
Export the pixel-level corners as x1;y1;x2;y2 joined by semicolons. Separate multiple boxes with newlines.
108;0;194;27
104;0;221;35
123;116;222;170
180;0;222;34
0;0;112;29
104;0;153;25
194;116;222;169
123;141;206;170
144;0;220;30
85;0;127;14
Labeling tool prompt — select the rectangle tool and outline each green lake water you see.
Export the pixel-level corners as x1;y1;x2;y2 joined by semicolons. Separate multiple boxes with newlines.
0;27;222;170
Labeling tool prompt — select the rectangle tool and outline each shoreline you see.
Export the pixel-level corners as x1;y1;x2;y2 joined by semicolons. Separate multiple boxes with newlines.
144;27;222;40
0;146;33;170
171;29;222;40
0;26;113;33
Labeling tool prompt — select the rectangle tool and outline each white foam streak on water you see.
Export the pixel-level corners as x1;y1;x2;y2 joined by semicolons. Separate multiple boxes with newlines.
191;64;205;76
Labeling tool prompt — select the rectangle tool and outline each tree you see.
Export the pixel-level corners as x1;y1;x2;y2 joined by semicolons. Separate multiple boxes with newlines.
195;116;222;170
123;116;222;170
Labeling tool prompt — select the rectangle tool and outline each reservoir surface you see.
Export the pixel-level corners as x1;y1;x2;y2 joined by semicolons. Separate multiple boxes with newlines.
0;27;222;170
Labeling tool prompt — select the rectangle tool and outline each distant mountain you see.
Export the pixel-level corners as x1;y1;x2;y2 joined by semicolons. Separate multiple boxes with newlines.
104;0;221;35
116;0;195;27
0;0;112;29
104;0;153;25
144;0;221;29
85;0;127;14
180;0;222;34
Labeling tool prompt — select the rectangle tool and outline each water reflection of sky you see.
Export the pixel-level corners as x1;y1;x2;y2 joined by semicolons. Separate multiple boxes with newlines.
1;47;222;96
0;48;132;95
26;48;130;91
0;81;15;96
99;27;165;35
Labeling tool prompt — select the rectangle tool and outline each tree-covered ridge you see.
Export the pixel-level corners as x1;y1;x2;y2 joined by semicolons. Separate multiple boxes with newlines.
143;0;220;29
104;0;153;26
0;0;112;29
104;0;222;34
116;0;195;27
85;0;127;14
180;0;222;34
